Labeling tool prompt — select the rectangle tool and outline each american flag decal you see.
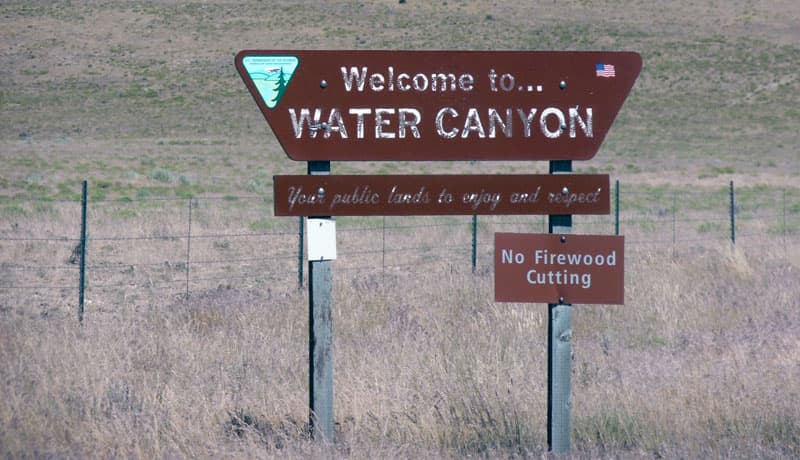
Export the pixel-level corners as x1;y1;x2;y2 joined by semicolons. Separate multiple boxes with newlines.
595;63;616;78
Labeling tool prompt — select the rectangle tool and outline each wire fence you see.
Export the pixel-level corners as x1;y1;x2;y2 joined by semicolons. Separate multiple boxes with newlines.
1;180;798;318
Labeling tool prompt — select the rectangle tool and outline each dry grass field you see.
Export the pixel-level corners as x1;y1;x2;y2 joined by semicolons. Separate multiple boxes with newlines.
1;1;799;458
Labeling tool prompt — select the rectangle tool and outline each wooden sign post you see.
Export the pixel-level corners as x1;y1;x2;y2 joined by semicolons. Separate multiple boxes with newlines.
306;161;335;441
548;160;573;453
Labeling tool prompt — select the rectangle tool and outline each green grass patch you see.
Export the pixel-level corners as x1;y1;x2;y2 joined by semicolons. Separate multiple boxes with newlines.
759;414;800;455
20;68;48;77
249;217;281;231
735;185;790;214
1;203;28;217
244;178;269;194
699;165;736;179
21;177;49;196
574;406;649;451
150;167;178;183
112;208;139;219
55;183;81;201
697;221;724;234
174;184;205;199
136;186;172;199
31;201;55;215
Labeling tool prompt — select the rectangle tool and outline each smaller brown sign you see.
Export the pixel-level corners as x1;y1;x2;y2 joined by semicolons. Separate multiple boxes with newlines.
274;174;609;216
495;233;624;304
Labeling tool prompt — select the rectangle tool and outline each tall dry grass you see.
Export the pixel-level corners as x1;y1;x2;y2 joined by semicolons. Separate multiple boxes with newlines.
1;237;798;458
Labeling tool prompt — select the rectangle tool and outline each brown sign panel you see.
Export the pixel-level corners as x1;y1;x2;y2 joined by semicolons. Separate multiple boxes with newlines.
274;174;609;216
495;233;624;305
235;50;642;161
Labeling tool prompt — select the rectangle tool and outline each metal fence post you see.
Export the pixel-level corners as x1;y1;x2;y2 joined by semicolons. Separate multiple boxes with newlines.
186;198;192;299
783;188;787;244
471;214;477;273
614;179;620;235
672;191;677;257
298;216;305;289
729;181;735;245
381;216;386;276
78;180;88;324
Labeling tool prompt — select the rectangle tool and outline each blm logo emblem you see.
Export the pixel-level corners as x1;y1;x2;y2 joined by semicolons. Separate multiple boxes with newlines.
240;55;299;109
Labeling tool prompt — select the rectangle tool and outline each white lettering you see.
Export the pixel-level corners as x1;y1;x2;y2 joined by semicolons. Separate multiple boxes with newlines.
288;105;596;141
412;74;429;91
340;66;475;93
510;187;540;204
397;73;411;91
526;268;591;289
324;108;348;139
388;186;431;204
458;73;475;91
540;107;565;139
488;69;498;91
526;269;544;285
461;108;486;138
435;107;458;139
369;72;385;91
289;108;322;138
287;186;324;211
398;108;421;139
533;249;618;267
569;106;593;138
516;108;538;138
501;249;525;264
341;66;367;92
375;108;395;139
431;73;457;92
499;73;515;91
461;190;501;211
348;108;371;139
488;108;512;138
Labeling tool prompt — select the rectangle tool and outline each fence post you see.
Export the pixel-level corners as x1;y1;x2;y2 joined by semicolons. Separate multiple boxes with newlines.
783;188;787;244
78;180;87;324
186;198;192;299
382;216;386;274
672;191;677;257
298;216;304;289
471;215;477;273
307;160;334;442
548;159;573;454
729;181;735;245
614;179;620;236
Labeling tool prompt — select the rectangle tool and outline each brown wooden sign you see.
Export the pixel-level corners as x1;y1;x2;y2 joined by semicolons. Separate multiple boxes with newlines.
274;174;609;216
495;233;624;304
236;50;641;161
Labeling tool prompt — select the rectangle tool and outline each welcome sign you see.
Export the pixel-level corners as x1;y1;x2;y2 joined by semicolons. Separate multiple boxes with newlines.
235;50;642;161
